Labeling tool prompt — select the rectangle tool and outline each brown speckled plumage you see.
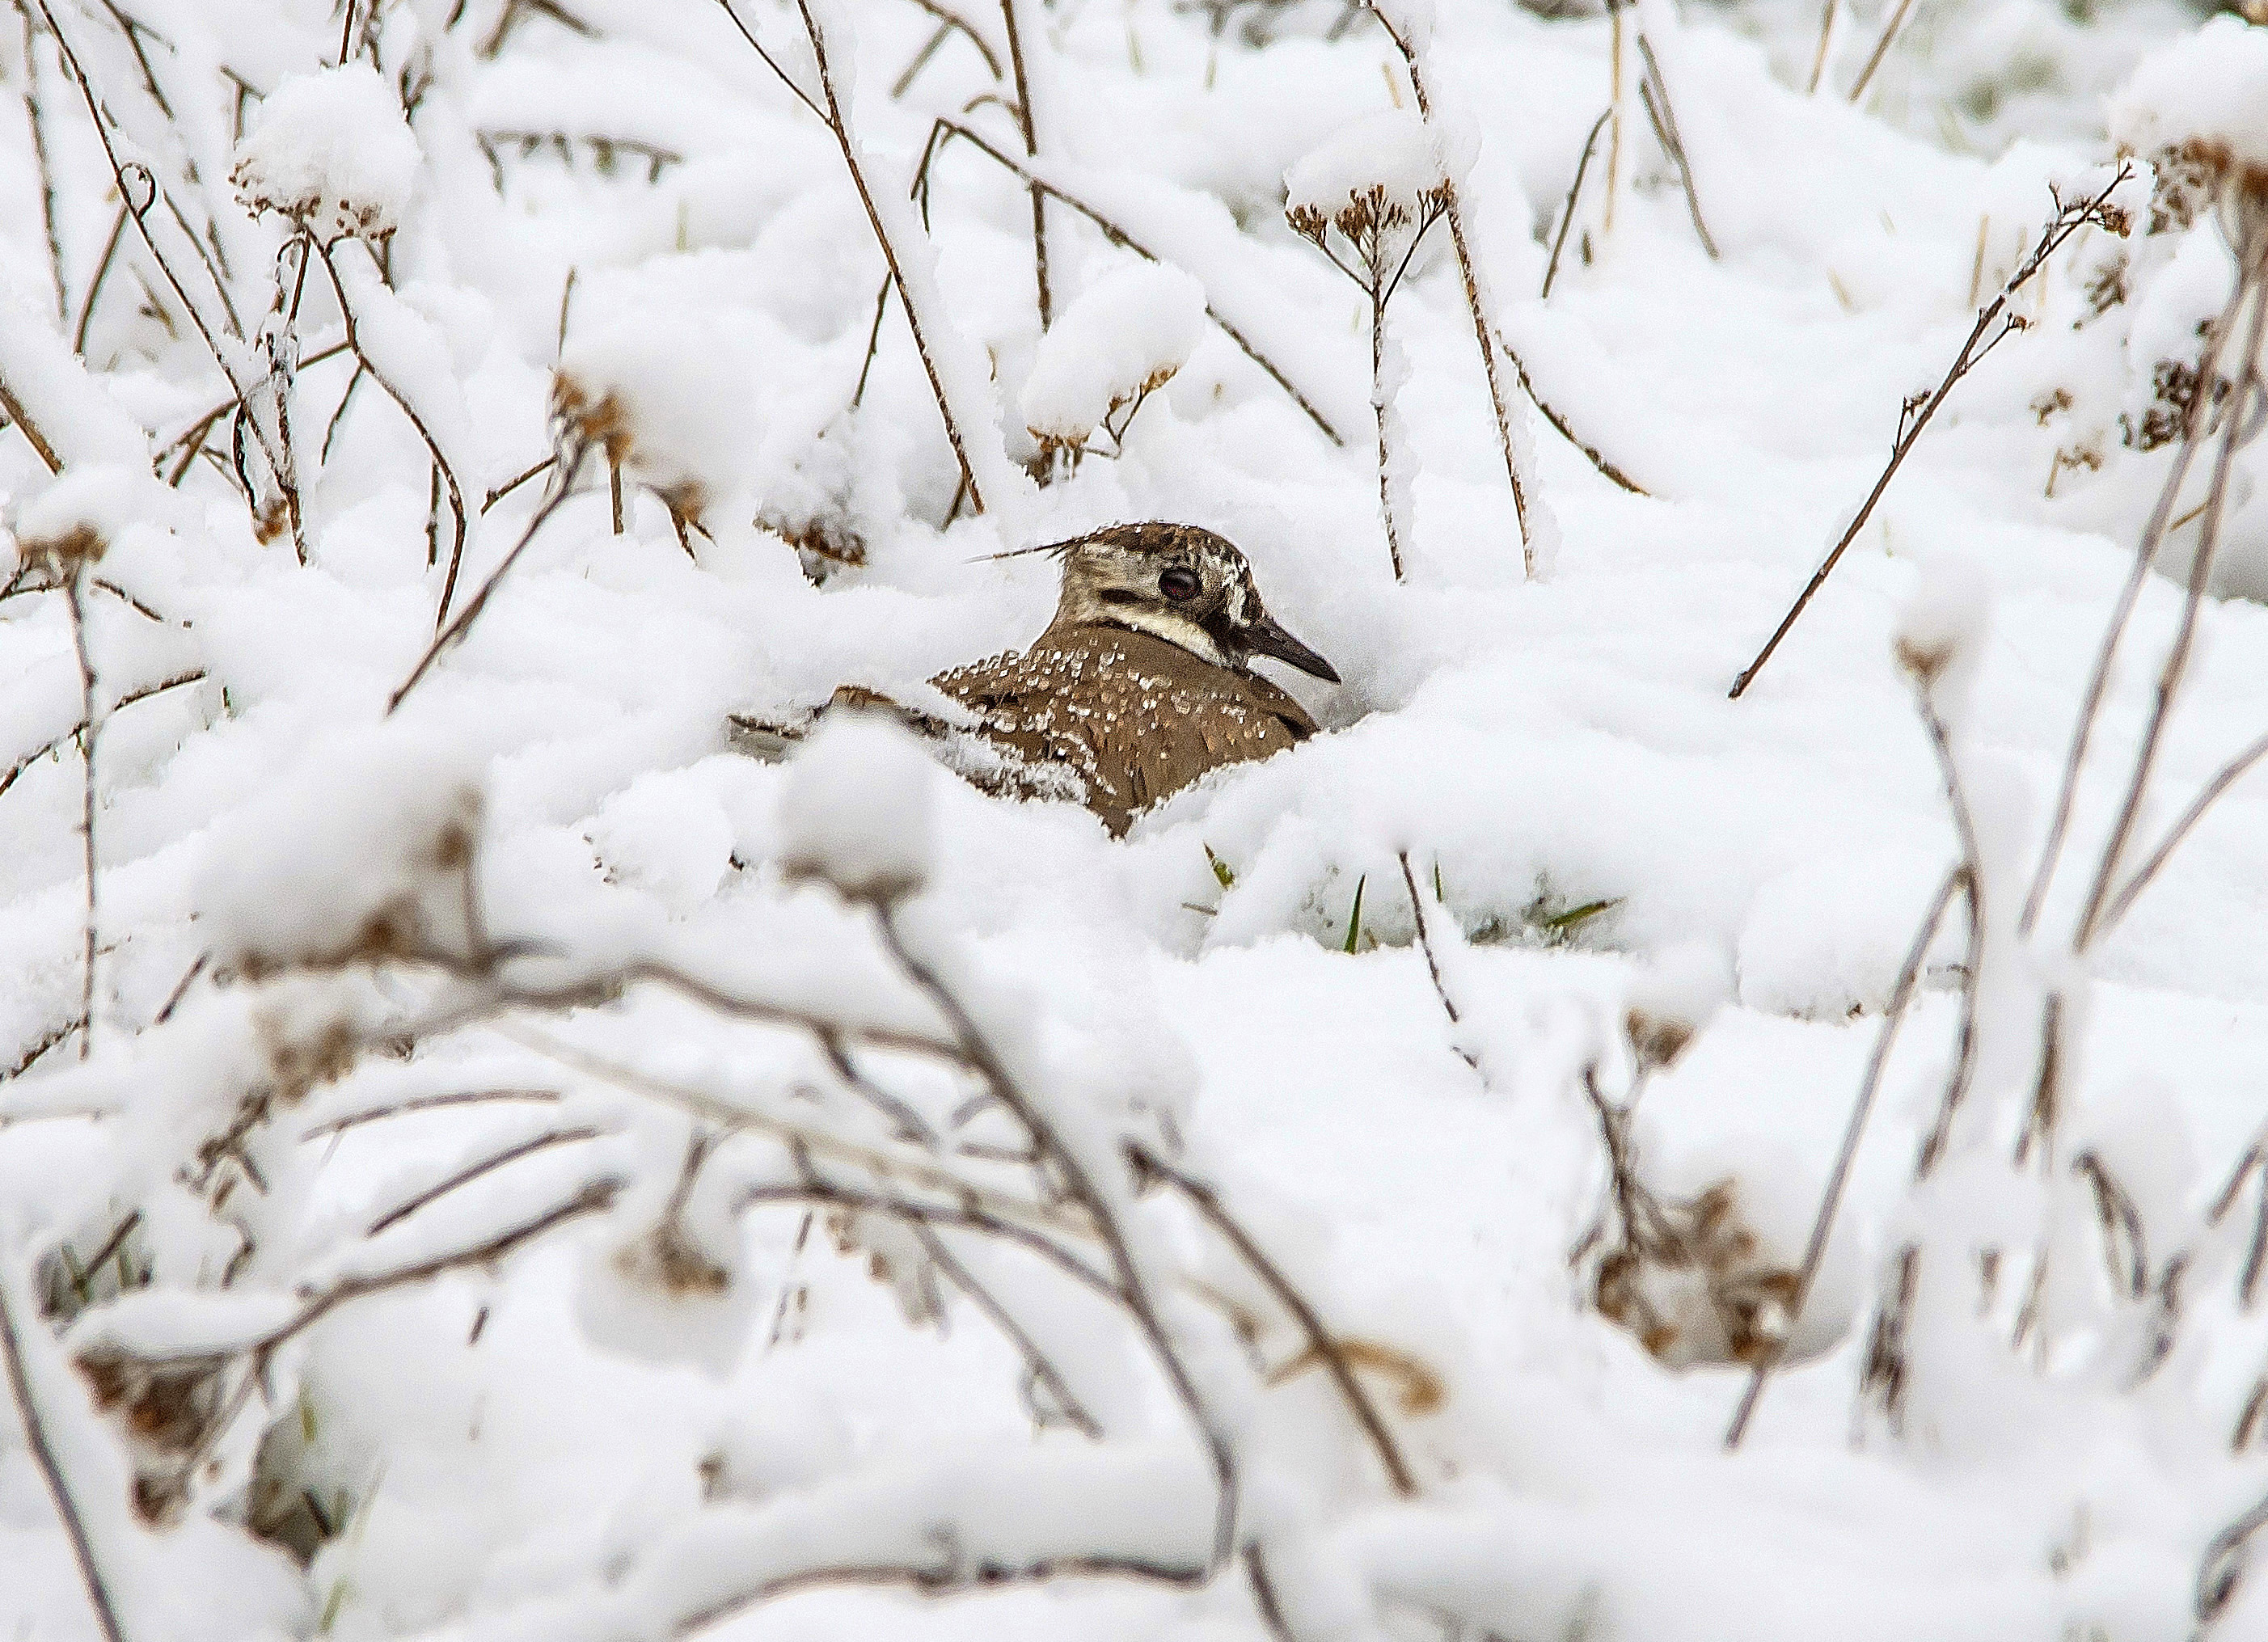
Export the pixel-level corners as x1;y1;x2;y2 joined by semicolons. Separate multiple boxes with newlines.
844;521;1339;836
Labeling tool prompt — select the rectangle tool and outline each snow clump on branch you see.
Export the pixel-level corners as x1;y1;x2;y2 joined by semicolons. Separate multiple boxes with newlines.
1020;263;1206;454
779;711;935;902
1283;108;1460;245
230;64;420;240
2110;18;2268;256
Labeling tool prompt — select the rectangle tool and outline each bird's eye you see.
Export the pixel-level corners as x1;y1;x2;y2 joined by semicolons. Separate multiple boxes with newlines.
1159;568;1202;602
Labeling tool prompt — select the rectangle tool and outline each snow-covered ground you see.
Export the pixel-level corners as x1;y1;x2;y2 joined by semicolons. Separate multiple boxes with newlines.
2;0;2267;1638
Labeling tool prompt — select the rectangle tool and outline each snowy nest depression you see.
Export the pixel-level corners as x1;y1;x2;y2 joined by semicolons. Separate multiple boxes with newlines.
2;1;2268;1640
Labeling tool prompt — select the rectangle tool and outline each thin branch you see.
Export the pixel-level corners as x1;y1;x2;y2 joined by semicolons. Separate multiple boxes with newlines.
906;1218;1101;1437
872;905;1240;1569
301;1087;563;1139
0;374;62;473
1844;0;1916;104
365;1126;602;1236
2099;727;2268;933
712;0;826;121
1635;36;1716;260
1131;1143;1418;1498
1541;108;1610;301
790;0;986;510
997;0;1049;328
2075;280;2267;951
0;669;206;804
1724;864;1962;1448
904;0;1003;77
1805;0;1837;94
12;1;65;323
1365;2;1533;572
389;437;589;713
71;205;128;358
1396;853;1474;1071
1501;339;1645;495
0;1264;129;1642
307;238;468;625
2020;274;2253;935
64;569;97;1058
928;120;1343;445
674;1551;1205;1639
1729;167;2132;698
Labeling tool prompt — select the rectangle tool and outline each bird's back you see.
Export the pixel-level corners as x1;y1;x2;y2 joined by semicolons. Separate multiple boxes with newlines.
932;620;1317;834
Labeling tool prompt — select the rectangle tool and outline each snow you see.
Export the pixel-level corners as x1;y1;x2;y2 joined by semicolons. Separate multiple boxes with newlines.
778;709;935;901
1020;264;1207;445
0;0;2266;1640
2108;18;2268;173
230;64;421;240
1283;111;1453;227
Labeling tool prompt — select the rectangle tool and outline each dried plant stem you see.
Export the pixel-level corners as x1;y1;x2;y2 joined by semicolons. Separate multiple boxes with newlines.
2019;276;2253;935
1636;36;1716;260
0;1265;129;1642
0;669;205;805
926;120;1343;445
1501;340;1645;495
309;239;469;616
1364;3;1533;572
365;1126;603;1237
1730;167;2131;699
1845;0;1916;105
1806;0;1837;93
1541;108;1610;301
998;0;1050;327
72;205;129;358
390;437;590;713
781;0;987;512
1131;1142;1418;1497
674;1553;1205;1639
905;1218;1101;1437
1396;853;1476;1074
1605;0;1625;236
2099;728;2268;934
873;905;1240;1568
11;2;64;323
1725;863;1962;1449
0;374;62;473
63;570;97;1058
32;1;273;476
2072;276;2266;952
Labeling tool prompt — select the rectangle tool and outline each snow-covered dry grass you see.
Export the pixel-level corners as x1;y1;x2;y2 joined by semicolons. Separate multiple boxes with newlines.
2;0;2268;1639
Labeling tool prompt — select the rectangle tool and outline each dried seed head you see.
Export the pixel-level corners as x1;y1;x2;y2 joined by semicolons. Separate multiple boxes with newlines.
551;373;634;464
1624;1007;1696;1075
21;521;105;576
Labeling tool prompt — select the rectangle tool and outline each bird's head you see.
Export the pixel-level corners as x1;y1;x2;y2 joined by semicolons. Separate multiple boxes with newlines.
1048;522;1341;684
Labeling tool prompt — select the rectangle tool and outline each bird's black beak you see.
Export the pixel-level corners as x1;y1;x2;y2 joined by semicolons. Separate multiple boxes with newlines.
1240;613;1341;684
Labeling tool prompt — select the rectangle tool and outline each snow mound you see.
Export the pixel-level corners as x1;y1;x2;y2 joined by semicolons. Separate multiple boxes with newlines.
1020;263;1207;445
231;64;419;238
779;710;935;901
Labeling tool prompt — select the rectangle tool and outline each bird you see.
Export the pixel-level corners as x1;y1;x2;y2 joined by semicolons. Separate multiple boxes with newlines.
833;522;1341;836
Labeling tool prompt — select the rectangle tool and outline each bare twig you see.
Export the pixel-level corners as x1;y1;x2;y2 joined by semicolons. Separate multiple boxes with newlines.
307;238;469;624
390;437;590;713
2020;275;2254;935
1501;339;1645;495
674;1551;1206;1639
1131;1142;1418;1498
1541;108;1610;301
925;120;1343;445
2097;726;2268;934
2073;279;2266;951
1844;0;1916;104
872;905;1240;1568
1635;36;1716;260
1364;2;1534;572
1725;864;1962;1447
301;1087;563;1138
12;1;65;323
1805;0;1837;93
997;0;1049;327
63;569;97;1057
0;1264;129;1642
365;1126;603;1237
1730;167;2132;698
